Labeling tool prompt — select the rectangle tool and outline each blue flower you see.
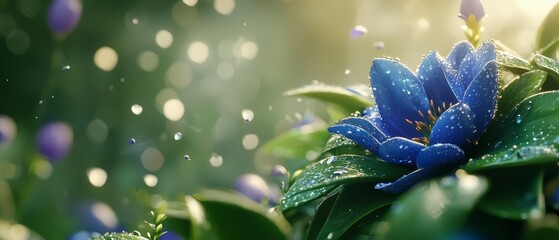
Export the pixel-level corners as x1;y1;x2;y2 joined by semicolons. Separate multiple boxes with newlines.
328;41;498;193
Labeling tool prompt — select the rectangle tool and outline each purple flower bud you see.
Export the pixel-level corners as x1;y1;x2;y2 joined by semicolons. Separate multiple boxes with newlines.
459;0;485;21
0;115;17;144
48;0;82;34
271;164;288;177
36;122;73;163
350;25;368;39
235;174;273;204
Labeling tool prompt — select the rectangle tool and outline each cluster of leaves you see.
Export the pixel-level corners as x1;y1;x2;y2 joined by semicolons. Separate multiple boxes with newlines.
90;190;290;240
90;211;166;240
259;4;559;240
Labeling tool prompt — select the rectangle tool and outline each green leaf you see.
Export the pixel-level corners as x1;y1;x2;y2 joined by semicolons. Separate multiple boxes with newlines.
535;2;559;57
376;175;488;240
497;50;533;75
305;190;340;240
285;84;373;112
498;70;547;115
184;196;210;240
524;214;559;240
477;168;544;220
320;134;366;158
313;183;396;240
259;126;330;160
278;155;412;211
194;190;290;240
533;54;559;79
465;91;559;172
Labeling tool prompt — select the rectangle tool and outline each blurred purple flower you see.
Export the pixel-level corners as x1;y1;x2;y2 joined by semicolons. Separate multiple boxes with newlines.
235;173;276;204
458;0;485;21
350;25;368;39
271;165;288;177
48;0;82;34
36;122;73;163
0;115;16;144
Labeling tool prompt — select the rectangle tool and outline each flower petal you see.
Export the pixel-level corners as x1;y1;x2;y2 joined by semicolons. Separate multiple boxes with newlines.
457;42;496;92
379;137;426;166
363;106;395;138
447;41;473;71
328;123;381;154
370;59;430;138
417;51;459;107
416;143;465;169
337;117;388;142
462;60;498;140
374;167;447;194
429;102;477;148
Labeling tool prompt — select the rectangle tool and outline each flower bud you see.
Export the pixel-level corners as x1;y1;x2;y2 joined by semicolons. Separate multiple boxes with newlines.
459;0;485;21
271;164;288;177
234;174;273;204
36;122;73;163
47;0;82;34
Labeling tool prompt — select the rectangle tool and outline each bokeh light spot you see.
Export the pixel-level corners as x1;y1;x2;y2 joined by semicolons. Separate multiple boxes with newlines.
137;50;159;72
93;46;118;71
165;62;192;88
187;41;209;64
6;29;30;55
87;167;108;187
141;147;165;171
163;98;185;121
242;134;259;150
214;0;235;15
143;174;158;187
155;29;173;49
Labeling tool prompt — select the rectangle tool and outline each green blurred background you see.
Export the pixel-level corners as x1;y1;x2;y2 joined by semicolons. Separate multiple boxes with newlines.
0;0;557;238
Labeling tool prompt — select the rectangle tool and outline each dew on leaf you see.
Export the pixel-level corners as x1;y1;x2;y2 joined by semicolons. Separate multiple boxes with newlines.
515;114;522;124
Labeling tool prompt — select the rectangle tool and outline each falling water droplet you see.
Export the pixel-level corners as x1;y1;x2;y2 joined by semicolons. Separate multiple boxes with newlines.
515;114;522;124
183;154;191;161
344;69;351;75
131;104;143;115
374;41;385;50
62;65;71;71
39;100;43;104
242;109;254;123
129;138;136;144
174;132;182;140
